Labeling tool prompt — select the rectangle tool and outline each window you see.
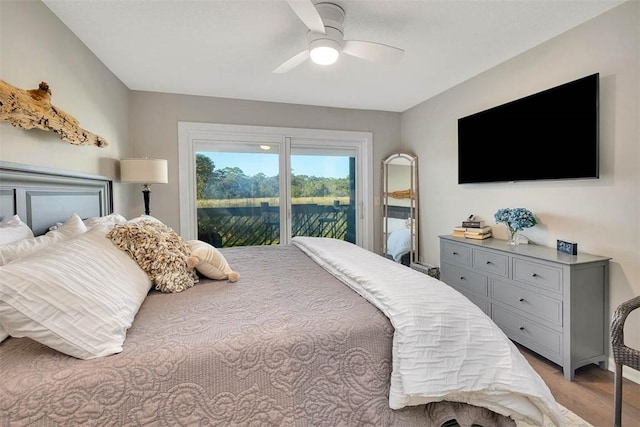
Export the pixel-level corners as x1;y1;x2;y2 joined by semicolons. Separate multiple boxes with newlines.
178;122;373;250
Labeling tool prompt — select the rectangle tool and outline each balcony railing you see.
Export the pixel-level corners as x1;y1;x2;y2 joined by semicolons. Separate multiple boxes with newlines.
197;203;352;247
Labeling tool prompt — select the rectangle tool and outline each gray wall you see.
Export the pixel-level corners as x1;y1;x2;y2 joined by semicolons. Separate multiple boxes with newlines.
0;0;132;213
401;0;640;373
129;91;401;251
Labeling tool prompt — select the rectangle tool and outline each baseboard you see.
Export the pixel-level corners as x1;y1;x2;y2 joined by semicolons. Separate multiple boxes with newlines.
607;356;640;384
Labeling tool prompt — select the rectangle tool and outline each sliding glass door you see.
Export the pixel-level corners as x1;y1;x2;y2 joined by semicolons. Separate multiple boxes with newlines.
179;122;373;250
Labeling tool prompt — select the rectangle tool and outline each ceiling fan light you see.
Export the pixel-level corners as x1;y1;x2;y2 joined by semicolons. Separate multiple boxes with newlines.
310;46;339;65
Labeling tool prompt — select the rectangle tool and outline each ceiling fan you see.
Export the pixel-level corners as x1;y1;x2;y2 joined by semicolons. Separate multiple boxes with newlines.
273;0;405;73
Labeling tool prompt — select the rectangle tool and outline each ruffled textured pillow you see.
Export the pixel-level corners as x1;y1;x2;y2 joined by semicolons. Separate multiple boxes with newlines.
107;220;198;293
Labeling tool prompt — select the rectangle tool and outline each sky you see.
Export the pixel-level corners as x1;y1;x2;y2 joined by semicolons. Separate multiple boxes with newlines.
202;152;350;179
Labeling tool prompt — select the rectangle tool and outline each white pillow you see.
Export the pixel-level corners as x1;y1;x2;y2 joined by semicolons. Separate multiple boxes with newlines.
0;213;87;266
127;214;163;224
0;325;8;342
83;213;127;229
0;215;34;246
386;217;408;234
387;228;412;262
0;224;151;359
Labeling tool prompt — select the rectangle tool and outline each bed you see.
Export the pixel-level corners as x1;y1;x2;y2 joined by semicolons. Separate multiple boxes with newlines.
0;162;563;426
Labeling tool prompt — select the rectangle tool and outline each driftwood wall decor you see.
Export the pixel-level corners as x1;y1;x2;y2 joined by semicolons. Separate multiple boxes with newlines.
0;80;108;147
389;189;412;199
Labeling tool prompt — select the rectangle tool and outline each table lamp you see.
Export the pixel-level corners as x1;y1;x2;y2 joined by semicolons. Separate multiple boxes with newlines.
120;158;168;215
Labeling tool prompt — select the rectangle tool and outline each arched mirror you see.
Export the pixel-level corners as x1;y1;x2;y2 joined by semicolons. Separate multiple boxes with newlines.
382;152;418;266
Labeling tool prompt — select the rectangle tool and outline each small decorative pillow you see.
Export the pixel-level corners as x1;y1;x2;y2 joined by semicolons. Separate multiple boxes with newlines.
0;215;34;246
107;220;198;293
186;240;239;282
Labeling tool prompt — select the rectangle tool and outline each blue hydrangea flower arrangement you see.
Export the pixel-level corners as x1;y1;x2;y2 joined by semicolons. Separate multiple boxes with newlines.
494;208;537;231
494;208;537;244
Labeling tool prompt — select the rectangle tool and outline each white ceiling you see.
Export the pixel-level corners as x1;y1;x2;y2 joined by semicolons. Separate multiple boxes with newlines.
43;0;625;112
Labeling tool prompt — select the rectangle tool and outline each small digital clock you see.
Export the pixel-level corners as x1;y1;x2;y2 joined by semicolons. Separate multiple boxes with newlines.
557;239;578;255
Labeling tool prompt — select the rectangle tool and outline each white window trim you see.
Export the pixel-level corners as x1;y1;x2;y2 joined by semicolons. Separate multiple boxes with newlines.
178;121;374;250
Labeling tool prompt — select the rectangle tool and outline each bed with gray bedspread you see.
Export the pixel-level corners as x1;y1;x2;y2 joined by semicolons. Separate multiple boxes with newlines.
0;244;513;426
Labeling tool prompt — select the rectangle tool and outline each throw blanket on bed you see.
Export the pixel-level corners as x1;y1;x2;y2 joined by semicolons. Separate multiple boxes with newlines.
292;237;564;427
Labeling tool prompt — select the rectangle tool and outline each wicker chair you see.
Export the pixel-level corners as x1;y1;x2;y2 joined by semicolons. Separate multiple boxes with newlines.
611;295;640;427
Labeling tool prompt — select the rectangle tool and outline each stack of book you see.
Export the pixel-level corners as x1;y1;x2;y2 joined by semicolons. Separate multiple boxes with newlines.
451;227;467;238
452;220;493;240
463;225;492;240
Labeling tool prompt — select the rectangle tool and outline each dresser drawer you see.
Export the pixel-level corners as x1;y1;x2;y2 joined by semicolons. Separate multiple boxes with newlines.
441;241;472;266
441;263;488;296
473;249;509;277
491;279;562;326
492;306;562;362
513;259;562;293
464;292;490;316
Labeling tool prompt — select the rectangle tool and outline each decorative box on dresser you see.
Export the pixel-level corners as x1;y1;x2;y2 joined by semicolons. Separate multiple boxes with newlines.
439;235;611;381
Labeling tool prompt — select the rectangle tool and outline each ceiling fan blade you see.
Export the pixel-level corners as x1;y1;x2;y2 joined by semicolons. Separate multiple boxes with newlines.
273;50;310;73
286;0;326;34
343;40;404;64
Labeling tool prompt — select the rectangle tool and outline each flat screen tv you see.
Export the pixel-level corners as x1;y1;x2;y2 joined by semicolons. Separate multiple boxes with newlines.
458;73;599;184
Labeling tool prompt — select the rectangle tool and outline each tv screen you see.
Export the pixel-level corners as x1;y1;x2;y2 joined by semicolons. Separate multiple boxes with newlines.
458;73;599;184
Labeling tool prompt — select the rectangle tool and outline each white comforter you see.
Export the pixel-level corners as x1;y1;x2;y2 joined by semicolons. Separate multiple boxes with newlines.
292;237;564;427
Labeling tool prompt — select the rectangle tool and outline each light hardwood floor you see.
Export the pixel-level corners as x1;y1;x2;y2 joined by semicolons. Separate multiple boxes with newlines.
519;345;640;426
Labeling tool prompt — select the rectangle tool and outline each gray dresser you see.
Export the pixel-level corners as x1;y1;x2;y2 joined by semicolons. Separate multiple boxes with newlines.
439;235;611;380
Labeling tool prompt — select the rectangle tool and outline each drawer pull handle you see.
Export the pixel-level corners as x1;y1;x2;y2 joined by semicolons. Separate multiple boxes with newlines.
460;276;465;280
452;252;459;255
519;298;525;303
531;273;538;277
486;261;493;265
519;326;526;332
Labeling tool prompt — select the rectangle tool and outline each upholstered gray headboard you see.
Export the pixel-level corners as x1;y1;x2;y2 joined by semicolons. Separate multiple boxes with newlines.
386;205;413;220
0;161;113;236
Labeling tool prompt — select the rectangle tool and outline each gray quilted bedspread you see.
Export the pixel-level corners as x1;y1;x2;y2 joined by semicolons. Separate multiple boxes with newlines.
0;245;513;426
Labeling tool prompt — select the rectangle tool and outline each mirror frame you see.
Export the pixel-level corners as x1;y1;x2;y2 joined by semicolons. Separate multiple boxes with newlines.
381;152;419;265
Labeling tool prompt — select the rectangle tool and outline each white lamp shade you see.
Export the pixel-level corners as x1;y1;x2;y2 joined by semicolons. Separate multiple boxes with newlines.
120;158;168;184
